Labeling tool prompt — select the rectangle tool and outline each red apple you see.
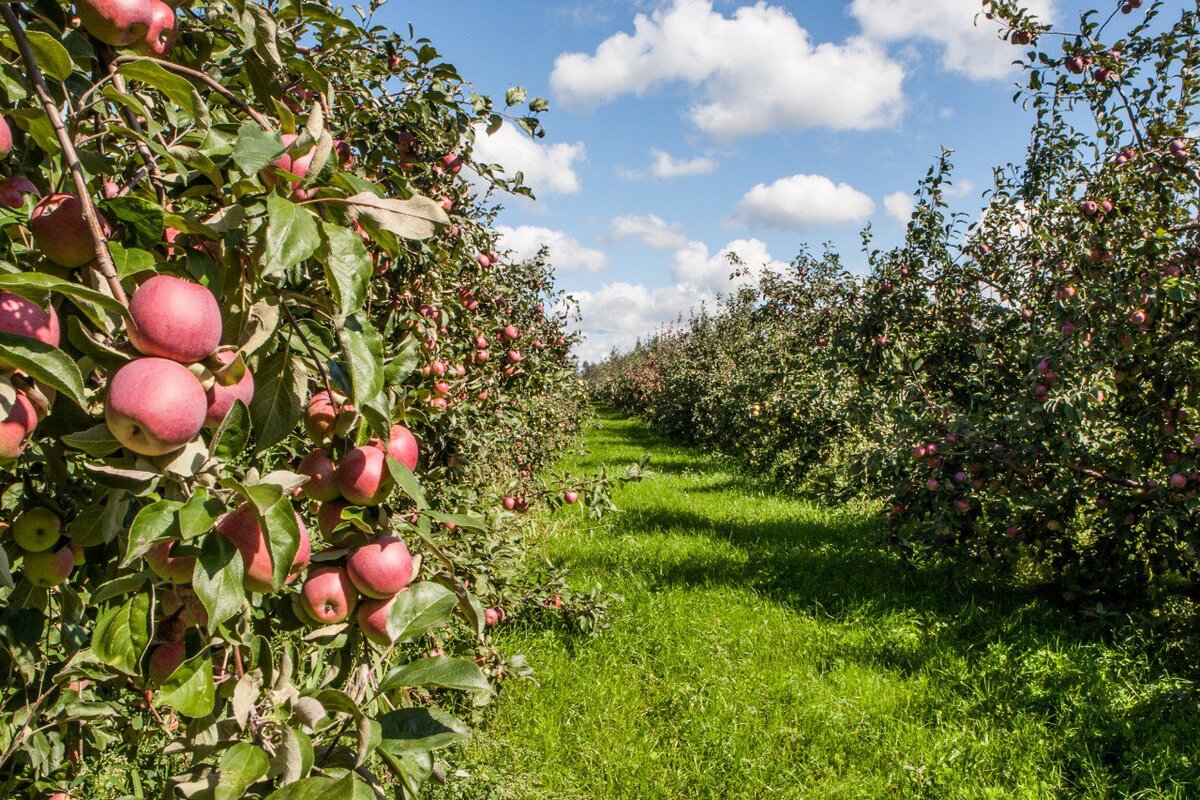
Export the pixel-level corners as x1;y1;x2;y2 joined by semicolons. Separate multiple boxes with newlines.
564;491;578;504
137;0;177;55
300;566;358;624
298;449;340;501
160;585;207;628
0;116;9;160
147;641;184;685
304;389;349;443
503;325;520;341
336;445;393;506
441;153;463;174
23;545;73;588
77;0;154;46
317;499;353;542
385;424;419;471
30;193;113;268
105;358;207;456
346;535;412;598
204;351;254;428
0;391;37;464
264;133;317;198
215;503;311;593
356;592;402;646
0;291;60;366
0;176;38;208
145;539;195;584
128;275;222;363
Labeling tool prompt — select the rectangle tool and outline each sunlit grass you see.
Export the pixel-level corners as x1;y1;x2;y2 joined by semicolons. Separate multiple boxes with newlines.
431;411;1200;800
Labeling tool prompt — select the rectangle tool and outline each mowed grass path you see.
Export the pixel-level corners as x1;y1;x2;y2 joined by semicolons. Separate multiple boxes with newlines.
433;411;1200;800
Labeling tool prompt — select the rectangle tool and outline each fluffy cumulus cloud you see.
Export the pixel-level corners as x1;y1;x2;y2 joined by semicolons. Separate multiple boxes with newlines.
550;0;905;138
607;214;690;251
621;148;719;179
496;226;608;273
470;123;585;197
850;0;1057;81
671;238;788;292
883;191;915;224
731;174;876;232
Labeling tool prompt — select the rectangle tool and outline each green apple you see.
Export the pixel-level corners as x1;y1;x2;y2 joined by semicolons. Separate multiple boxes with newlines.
23;545;73;587
12;506;61;553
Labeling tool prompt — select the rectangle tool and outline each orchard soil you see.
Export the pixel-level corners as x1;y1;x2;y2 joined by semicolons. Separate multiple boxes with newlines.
432;409;1200;800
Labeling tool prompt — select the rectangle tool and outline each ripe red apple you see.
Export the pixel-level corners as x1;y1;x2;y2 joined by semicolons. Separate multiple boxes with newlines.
128;275;222;363
30;193;113;268
484;607;499;626
441;153;463;174
477;253;491;269
503;496;516;510
317;499;353;542
145;539;195;584
507;350;522;363
264;133;317;198
346;535;413;598
23;545;73;587
0;116;10;160
385;425;419;471
300;566;358;624
0;291;60;364
337;445;393;505
0;391;37;464
503;325;520;341
0;176;38;208
204;351;254;428
215;503;311;593
147;641;184;685
13;506;61;552
356;592;402;646
298;449;340;501
304;390;351;443
77;0;154;45
105;358;207;456
160;585;207;628
137;0;177;55
564;491;578;504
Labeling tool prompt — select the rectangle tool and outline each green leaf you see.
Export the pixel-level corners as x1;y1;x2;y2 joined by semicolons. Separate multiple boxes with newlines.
153;650;215;718
232;122;285;174
338;313;385;412
378;707;469;756
263;776;359;800
61;423;122;458
264;194;320;276
108;242;157;279
118;60;208;122
385;582;455;644
0;331;87;407
93;593;152;676
249;352;306;453
317;221;371;320
377;657;492;701
67;492;129;547
240;3;283;70
123;499;182;566
100;196;165;248
261;497;300;590
0;30;73;81
212;399;251;461
178;489;222;539
215;742;270;800
192;533;245;633
343;192;448;241
90;573;147;606
424;511;486;531
0;273;127;319
386;458;428;511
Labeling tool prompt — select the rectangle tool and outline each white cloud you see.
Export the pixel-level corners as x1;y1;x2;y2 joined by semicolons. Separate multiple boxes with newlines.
731;174;876;231
671;238;787;292
551;0;905;138
883;191;914;224
626;148;719;179
944;179;977;199
851;0;1056;81
471;123;585;197
607;214;690;251
496;226;608;273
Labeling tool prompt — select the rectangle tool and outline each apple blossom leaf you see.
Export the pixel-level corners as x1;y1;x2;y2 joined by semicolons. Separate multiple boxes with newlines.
178;489;223;540
317;221;371;320
261;497;301;591
118;60;208;123
384;582;455;645
153;650;215;718
377;657;492;704
249;352;307;453
214;742;270;800
122;499;183;567
212;399;251;462
61;424;122;458
0;331;87;408
232;122;285;174
264;194;321;277
338;313;385;411
92;593;152;676
67;492;130;547
386;458;428;511
341;192;448;241
377;707;469;756
193;533;245;634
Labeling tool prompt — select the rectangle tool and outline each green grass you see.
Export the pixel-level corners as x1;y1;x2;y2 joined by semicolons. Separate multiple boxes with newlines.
430;410;1200;799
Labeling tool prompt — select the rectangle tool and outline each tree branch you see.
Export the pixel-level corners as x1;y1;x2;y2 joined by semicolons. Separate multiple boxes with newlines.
112;55;273;129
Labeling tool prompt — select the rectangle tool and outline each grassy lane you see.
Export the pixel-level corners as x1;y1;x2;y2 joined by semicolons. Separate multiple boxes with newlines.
432;411;1199;800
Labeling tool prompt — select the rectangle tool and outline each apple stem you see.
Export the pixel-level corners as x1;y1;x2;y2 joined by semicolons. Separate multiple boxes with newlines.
0;4;129;307
111;55;274;130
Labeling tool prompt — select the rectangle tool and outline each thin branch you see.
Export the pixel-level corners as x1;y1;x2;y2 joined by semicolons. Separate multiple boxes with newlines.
112;54;273;129
2;4;128;306
275;288;336;406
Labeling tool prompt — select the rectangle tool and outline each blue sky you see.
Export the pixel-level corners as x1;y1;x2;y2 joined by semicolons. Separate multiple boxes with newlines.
374;0;1089;362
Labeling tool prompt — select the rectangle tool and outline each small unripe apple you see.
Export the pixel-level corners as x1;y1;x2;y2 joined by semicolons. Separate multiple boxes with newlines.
346;535;413;599
23;545;73;587
216;503;311;593
77;0;155;45
105;358;207;456
300;566;358;624
204;351;254;428
148;641;184;685
128;275;223;363
298;449;340;501
12;506;61;552
145;539;195;584
336;445;393;506
29;193;112;268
